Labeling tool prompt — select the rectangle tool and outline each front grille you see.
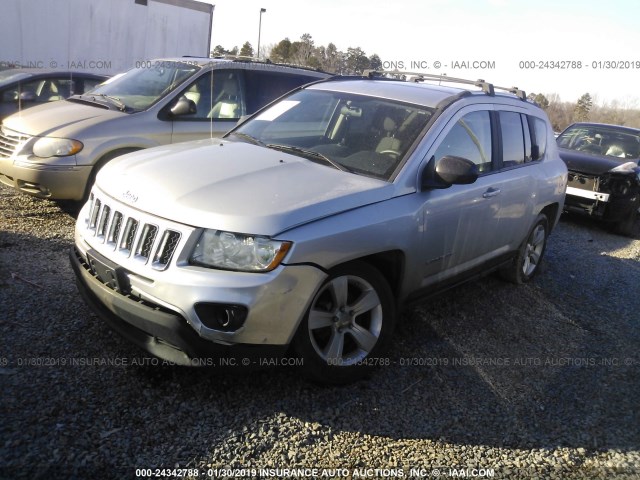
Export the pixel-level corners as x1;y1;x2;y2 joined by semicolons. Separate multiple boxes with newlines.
85;194;183;270
0;127;32;159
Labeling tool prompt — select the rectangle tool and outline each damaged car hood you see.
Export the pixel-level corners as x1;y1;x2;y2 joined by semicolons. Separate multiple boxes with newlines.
97;139;395;236
559;148;640;175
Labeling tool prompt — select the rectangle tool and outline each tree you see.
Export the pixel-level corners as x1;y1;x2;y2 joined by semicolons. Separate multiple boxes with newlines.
211;45;227;57
270;38;292;63
345;47;369;74
368;54;382;71
322;43;342;73
528;93;550;110
239;42;254;58
289;33;315;66
574;93;593;122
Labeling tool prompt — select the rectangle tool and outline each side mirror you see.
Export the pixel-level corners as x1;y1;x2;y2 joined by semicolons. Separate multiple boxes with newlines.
422;155;478;189
169;96;196;116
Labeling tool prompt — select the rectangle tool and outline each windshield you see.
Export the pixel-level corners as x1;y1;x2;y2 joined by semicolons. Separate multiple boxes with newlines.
230;89;434;180
557;124;640;160
86;61;200;111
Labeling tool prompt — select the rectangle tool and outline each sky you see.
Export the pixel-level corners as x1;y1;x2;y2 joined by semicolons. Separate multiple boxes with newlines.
202;0;640;106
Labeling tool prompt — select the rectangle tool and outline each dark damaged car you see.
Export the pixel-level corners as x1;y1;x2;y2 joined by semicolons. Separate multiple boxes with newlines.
557;122;640;235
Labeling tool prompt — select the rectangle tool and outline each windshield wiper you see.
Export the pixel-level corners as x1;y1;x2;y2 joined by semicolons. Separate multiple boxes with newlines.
230;132;266;147
94;94;127;111
266;144;350;172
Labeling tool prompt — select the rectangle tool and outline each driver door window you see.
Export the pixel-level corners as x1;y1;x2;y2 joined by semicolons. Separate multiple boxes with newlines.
434;110;493;173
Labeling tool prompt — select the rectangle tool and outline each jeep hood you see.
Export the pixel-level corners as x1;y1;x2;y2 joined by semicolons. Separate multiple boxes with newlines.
97;139;395;236
559;148;640;176
2;99;124;137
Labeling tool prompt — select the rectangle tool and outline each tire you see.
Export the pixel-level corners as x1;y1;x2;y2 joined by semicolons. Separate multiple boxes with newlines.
499;213;549;284
81;148;141;203
613;201;639;237
292;261;396;384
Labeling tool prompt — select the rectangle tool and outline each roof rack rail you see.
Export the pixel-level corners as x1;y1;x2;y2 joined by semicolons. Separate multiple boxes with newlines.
209;54;329;74
362;70;527;101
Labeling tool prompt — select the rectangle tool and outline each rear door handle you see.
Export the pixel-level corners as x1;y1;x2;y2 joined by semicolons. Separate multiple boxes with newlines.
482;187;501;198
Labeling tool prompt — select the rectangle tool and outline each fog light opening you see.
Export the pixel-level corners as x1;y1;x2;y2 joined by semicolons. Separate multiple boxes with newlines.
194;303;248;332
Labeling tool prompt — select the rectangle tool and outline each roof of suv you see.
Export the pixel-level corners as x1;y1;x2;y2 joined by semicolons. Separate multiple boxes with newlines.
309;73;536;110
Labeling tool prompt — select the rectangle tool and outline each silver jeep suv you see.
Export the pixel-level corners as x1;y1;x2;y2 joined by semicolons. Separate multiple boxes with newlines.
71;73;567;384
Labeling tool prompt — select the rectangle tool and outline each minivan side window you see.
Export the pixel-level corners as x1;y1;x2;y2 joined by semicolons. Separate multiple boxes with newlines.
244;71;318;113
434;110;493;172
179;71;244;120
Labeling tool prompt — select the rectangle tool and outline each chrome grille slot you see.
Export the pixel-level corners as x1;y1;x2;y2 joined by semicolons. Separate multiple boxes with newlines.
107;212;123;246
134;224;158;262
89;199;101;230
97;205;111;239
152;230;181;270
119;218;139;255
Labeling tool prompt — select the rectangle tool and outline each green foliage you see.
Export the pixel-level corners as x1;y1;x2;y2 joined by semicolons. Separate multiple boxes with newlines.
574;93;593;122
215;34;382;74
538;93;640;131
239;42;254;58
528;93;550;110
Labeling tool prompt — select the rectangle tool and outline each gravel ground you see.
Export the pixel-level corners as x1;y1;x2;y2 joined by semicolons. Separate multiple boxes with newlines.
1;182;639;480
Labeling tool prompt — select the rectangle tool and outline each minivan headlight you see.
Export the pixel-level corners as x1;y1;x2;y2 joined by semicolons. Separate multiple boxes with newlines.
190;230;291;272
33;137;83;158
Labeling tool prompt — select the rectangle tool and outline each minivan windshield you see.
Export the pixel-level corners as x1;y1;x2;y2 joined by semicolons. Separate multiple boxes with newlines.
230;89;434;180
84;61;200;111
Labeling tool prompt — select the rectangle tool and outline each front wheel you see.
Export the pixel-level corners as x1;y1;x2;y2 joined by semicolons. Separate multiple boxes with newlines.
500;213;549;284
292;261;396;384
613;201;639;237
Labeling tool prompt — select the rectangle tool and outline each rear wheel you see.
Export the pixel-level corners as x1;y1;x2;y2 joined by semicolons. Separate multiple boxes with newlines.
500;213;549;284
292;261;395;384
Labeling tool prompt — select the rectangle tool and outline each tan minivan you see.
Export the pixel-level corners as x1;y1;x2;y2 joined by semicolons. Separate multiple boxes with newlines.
0;58;329;200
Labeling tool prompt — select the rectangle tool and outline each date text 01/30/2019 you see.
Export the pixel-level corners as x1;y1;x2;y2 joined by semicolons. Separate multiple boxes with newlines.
519;60;640;69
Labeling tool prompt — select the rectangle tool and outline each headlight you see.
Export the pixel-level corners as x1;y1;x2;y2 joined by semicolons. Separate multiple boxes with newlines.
33;137;83;158
190;230;292;272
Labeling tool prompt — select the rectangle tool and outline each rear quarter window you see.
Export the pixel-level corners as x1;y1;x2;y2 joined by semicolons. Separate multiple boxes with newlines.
532;117;548;159
244;71;320;113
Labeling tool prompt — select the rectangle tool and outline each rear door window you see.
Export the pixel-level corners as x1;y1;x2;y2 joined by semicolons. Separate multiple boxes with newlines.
499;111;525;167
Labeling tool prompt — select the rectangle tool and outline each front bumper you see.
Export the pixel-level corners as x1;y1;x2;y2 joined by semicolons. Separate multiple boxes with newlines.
0;155;90;200
564;187;638;222
70;242;326;365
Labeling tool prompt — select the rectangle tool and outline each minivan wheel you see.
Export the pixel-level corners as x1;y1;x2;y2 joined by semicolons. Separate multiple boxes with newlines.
500;213;549;284
292;261;395;384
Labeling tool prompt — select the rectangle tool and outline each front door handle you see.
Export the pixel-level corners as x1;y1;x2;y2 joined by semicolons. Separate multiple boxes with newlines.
482;187;501;198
